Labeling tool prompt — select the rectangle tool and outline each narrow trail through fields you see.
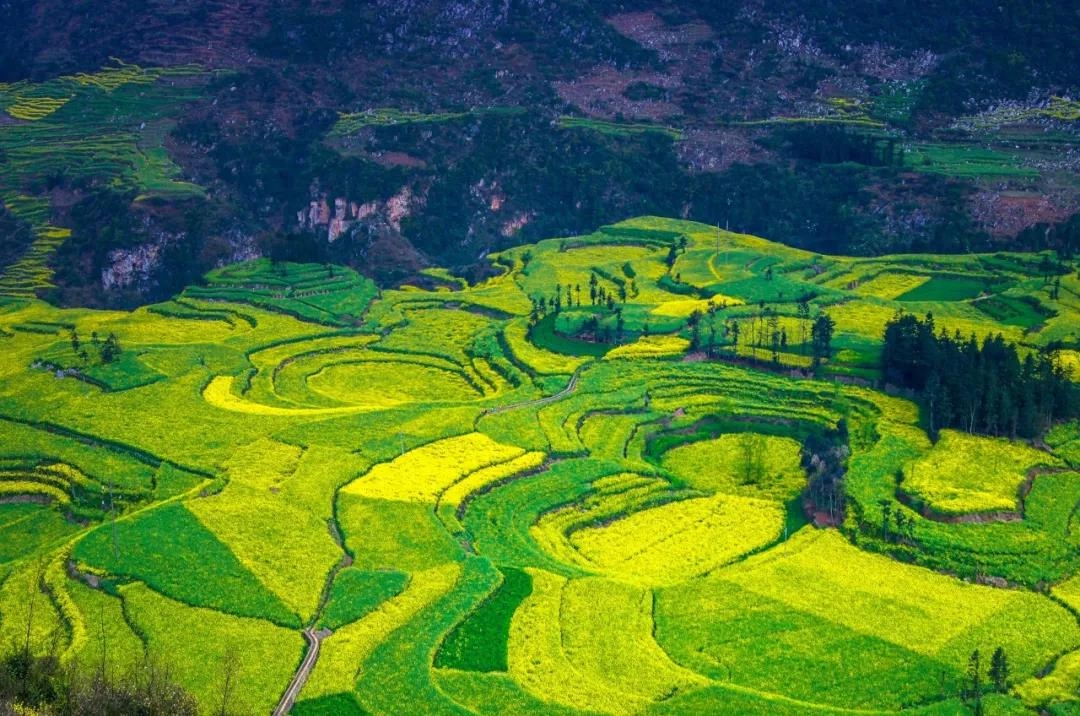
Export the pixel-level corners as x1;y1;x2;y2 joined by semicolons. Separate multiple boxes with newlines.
273;627;330;716
708;252;724;282
484;366;584;416
274;504;352;713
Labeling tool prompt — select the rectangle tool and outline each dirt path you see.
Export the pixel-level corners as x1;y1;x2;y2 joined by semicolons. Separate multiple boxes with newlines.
483;365;584;415
273;516;351;714
273;627;331;716
708;252;724;282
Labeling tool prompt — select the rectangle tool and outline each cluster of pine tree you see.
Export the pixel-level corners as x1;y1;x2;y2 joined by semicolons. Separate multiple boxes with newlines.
70;330;121;366
882;312;1076;439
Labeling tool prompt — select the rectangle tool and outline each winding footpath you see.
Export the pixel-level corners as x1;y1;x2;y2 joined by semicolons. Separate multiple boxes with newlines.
274;627;331;716
274;517;352;714
484;365;584;415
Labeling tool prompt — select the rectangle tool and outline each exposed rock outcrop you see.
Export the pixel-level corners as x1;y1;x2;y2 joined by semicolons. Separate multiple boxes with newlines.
297;186;422;242
101;238;170;291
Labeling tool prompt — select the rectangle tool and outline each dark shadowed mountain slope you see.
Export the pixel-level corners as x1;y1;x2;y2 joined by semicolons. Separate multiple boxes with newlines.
0;0;1077;306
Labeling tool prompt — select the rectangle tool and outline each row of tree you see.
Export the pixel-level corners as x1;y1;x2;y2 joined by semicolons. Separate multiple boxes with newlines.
700;304;834;371
882;312;1076;439
967;647;1010;715
531;275;839;371
527;272;640;325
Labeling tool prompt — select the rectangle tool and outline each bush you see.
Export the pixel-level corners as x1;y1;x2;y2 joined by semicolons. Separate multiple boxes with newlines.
0;650;198;716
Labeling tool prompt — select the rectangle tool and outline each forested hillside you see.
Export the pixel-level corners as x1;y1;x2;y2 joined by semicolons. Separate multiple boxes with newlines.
0;0;1078;306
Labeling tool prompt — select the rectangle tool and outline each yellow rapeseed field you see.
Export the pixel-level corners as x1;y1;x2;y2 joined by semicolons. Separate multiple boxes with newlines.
302;562;461;698
660;433;804;499
5;96;71;121
504;319;588;374
341;433;527;503
202;375;376;416
904;429;1055;515
560;577;709;700
850;272;931;300
438;450;546;514
570;494;783;585
507;569;642;714
605;335;690;359
1015;649;1080;708
650;297;744;318
122;583;305;714
716;529;1079;659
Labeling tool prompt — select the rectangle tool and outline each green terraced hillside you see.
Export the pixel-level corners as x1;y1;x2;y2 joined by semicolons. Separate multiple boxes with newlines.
1;217;1079;715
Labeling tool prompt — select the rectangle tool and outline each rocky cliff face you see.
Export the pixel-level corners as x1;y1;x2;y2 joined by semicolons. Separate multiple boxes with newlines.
100;228;259;295
101;241;166;292
296;185;424;244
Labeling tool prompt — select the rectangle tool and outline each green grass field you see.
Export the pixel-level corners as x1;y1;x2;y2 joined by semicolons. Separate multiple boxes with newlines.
1;216;1079;713
556;116;684;140
904;143;1040;179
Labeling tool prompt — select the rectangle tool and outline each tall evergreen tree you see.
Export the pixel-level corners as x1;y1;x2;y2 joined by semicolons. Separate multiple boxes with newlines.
810;313;836;370
968;649;983;714
989;647;1009;692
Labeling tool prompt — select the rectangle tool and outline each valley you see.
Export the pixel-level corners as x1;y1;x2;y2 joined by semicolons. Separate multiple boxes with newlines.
1;216;1078;714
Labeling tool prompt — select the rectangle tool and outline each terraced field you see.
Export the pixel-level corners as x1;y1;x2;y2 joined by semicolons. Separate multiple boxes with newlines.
1;217;1079;714
0;61;209;297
